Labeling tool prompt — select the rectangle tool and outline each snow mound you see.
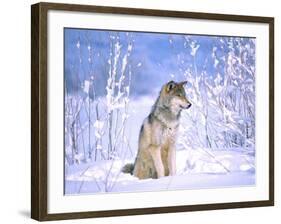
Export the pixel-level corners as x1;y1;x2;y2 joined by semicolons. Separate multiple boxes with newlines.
65;149;255;194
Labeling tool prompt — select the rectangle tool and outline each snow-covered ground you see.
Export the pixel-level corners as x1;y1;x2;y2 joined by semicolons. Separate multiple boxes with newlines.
65;96;255;195
64;32;256;195
65;149;255;194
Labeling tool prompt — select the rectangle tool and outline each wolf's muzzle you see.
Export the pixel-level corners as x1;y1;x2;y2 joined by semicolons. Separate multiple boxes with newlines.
186;103;192;109
181;103;192;109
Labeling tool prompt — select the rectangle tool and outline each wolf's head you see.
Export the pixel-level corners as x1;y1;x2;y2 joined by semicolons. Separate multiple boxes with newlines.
160;80;192;115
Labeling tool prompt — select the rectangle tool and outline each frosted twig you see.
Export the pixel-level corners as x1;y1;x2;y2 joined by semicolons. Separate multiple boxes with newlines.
77;166;90;193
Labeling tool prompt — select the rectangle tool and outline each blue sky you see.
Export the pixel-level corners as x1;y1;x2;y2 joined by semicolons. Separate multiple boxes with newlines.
64;28;255;97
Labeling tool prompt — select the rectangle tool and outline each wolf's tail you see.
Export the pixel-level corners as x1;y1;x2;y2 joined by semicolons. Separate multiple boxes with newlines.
121;163;134;175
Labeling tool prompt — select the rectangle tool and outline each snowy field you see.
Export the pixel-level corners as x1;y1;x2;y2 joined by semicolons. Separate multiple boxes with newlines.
64;29;256;195
65;96;255;194
65;149;255;194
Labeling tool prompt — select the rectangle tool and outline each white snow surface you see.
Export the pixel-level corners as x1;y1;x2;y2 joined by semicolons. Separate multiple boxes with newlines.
65;96;255;194
65;149;255;194
64;35;256;195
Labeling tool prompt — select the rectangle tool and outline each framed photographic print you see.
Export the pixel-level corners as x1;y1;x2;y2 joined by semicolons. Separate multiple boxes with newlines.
31;2;274;221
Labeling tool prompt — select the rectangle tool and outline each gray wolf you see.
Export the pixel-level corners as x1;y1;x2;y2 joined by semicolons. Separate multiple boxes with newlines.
122;80;191;179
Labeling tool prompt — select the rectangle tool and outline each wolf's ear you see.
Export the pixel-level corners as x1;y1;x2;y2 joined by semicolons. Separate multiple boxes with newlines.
179;81;188;86
166;81;176;92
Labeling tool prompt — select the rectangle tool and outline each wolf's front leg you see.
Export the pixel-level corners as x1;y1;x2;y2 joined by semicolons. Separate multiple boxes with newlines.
168;145;176;176
149;145;164;178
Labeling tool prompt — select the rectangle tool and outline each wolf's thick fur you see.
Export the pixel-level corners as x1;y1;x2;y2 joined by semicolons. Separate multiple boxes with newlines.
123;81;191;179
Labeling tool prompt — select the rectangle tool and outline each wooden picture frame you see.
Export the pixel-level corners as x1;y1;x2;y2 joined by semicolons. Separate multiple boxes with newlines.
31;2;274;221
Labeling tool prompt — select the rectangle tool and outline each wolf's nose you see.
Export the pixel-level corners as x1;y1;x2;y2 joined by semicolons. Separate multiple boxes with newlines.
187;103;192;109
